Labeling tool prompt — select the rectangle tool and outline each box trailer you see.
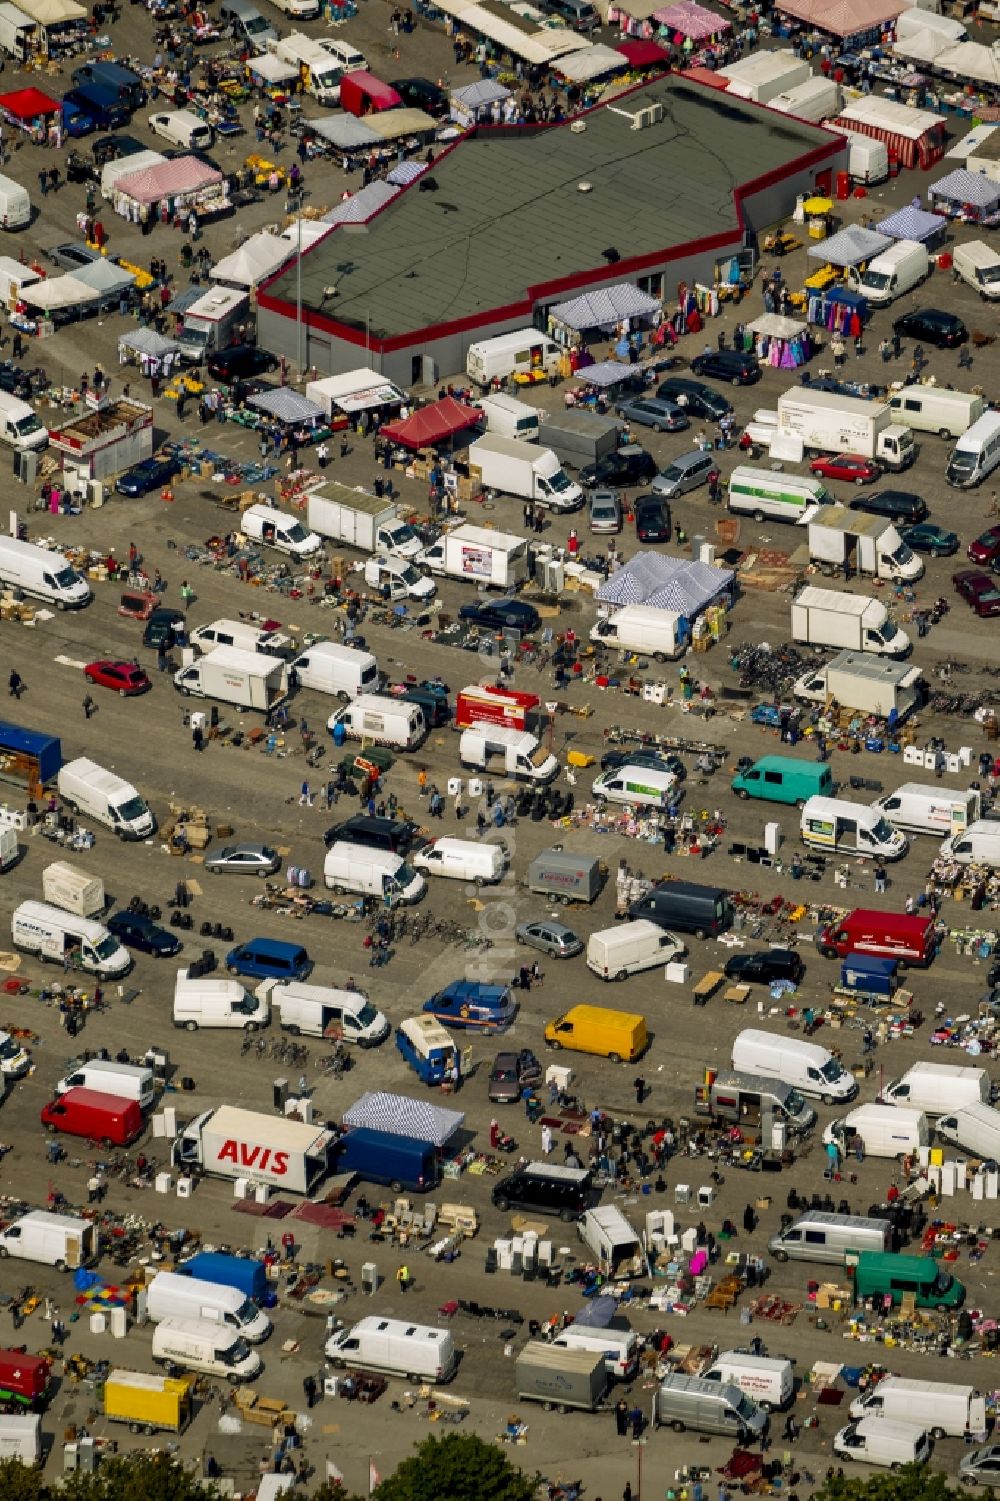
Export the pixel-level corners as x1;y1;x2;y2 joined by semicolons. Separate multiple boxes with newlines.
468;434;582;511
454;684;539;731
0;1350;51;1413
103;1370;193;1433
536;411;621;470
793;651;923;720
808;507;923;582
528;847;603;905
790;586;910;657
172;1105;335;1194
775;389;914;470
515;1343;608;1412
416;523;529;587
173;646;287;712
306;484;421;558
41;860;105;918
178;1252;268;1303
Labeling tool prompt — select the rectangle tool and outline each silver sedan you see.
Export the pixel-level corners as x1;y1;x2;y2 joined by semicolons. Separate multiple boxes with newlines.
203;842;281;877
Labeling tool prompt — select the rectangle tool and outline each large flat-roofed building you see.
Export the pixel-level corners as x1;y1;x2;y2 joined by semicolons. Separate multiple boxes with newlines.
257;75;845;386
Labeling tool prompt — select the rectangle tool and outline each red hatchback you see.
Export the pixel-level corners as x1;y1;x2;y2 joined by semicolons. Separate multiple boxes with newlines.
953;570;1000;617
967;524;1000;565
84;659;151;696
809;453;880;485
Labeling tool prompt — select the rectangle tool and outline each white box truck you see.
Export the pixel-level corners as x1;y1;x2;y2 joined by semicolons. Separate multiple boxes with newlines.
459;725;558;783
728;466;831;525
173;646;287;713
327;693;425;750
146;1270;271;1341
306;484;422;558
846;239;929;306
586;920;684;980
793;651;923;721
775;389;914;471
845;132;888;183
879;1061;989;1115
590;604;689;661
705;1352;794;1411
808;508;923;582
732;1029;857;1104
11;900;131;977
469;434;582;512
849;1378;986;1439
416;523;529;587
172;1105;335;1194
790;587;910;657
479;393;540;441
579;1205;643;1276
935;1100;1000;1156
323;843;425;904
176;287;248;363
57;757;155;839
889;386;984;437
0;1210;97;1269
0;4;37;63
877;784;979;837
0;826;16;874
769;74;840;121
41;860;105;918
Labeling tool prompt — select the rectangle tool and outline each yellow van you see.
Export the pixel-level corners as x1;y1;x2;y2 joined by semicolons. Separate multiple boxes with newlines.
544;1005;647;1063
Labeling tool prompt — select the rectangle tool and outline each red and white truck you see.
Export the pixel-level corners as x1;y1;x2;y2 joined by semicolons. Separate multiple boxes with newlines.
455;685;539;732
172;1105;335;1195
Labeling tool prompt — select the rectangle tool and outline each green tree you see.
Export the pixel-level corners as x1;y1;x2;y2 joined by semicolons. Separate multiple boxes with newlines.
309;1482;364;1501
62;1452;220;1501
372;1434;535;1501
0;1458;47;1501
813;1465;963;1501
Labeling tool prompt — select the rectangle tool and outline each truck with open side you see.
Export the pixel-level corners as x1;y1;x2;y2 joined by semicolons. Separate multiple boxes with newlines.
793;651;923;721
172;1105;335;1194
468;434;582;511
808;507;923;582
417;524;529;588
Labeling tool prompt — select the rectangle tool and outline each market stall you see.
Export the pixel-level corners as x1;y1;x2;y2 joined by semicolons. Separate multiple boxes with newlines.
449;78;512;127
547;282;662;352
9;0;86;53
117;326;183;380
597;551;735;615
108;156;229;231
246;388;326;446
246;52;301;100
322;180;400;225
831;97;946;170
805;285;869;334
211;231;292;290
654;2;731;62
343;1091;465;1148
807;225;893;268
744;312;813;369
379;396;482;450
0;85;58;145
101;150;166;201
928;168;1000;224
73;257;136;311
875;202;948;242
50;399;154;487
20;273;102;326
933;40;1000;91
614;39;670;72
607;0;667;42
306;368;406;422
775;0;906;45
553;44;631;90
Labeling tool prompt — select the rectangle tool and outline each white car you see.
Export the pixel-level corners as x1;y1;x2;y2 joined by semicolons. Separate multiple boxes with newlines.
363;555;436;602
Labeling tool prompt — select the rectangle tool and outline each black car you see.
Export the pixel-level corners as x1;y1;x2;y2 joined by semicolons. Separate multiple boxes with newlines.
164;147;222;174
324;814;415;852
849;490;928;525
116;456;183;498
389;77;449;116
600;748;685;779
656;377;732;420
206;345;280;384
106;910;183;957
143;607;185;649
458;599;540;633
579;444;658;489
92;132;146;168
892;308;968;348
724;948;804;986
635;494;671;543
690;348;761;386
0;365;32;399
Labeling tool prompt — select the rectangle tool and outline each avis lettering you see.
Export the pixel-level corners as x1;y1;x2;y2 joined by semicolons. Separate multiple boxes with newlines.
217;1139;289;1174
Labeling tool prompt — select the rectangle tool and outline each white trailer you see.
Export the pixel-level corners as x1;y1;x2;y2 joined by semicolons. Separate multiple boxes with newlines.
172;1105;335;1194
808;507;923;582
775;389;914;470
417;523;529;588
41;860;105;918
793;651;923;720
173;646;287;713
468;434;582;511
306;484;421;558
790;587;910;657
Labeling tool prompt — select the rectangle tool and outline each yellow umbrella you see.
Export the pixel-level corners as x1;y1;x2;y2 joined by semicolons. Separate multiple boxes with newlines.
802;196;833;215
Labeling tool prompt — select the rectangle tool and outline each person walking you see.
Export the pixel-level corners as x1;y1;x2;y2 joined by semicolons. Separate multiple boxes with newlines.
874;860;887;895
192;724;205;752
8;670;23;699
299;781;313;806
82;694;96;719
302;1374;317;1409
396;1263;410;1293
633;1075;645;1106
541;1123;553;1154
615;1397;629;1436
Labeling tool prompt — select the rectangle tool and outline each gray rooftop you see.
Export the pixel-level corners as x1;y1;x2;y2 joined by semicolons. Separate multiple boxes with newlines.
265;77;834;340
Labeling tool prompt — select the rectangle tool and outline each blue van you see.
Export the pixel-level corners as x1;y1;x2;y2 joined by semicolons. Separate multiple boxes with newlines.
335;1127;439;1192
422;980;516;1032
62;95;97;137
63;86;129;131
71;62;145;113
225;938;311;982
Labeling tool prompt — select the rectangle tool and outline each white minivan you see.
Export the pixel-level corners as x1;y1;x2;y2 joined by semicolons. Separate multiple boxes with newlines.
242;503;322;558
325;1317;458;1382
289;640;379;699
151;1318;262;1384
56;1060;154;1109
147;109;214;150
266;979;389;1047
412;837;505;886
190;619;293;658
0;536;90;609
586;920;684;981
0;392;47;451
146;1271;271;1341
731;1029;856;1104
173;970;270;1031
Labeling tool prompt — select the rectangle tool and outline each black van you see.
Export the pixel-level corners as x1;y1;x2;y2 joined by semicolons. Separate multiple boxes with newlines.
492;1163;595;1222
395;686;450;729
323;815;414;853
629;880;733;940
72;62;146;113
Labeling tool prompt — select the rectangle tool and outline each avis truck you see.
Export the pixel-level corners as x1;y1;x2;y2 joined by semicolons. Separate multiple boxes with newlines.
775;389;914;471
306;484;421;558
173;646;287;712
808;507;923;582
468;434;583;511
790;586;911;657
172;1104;334;1194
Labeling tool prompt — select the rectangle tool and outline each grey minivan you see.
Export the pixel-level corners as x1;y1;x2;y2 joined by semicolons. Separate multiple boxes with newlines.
220;0;276;49
651;450;716;500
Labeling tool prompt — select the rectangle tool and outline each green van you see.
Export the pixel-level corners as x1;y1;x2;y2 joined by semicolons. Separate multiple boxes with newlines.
731;756;833;808
850;1251;965;1310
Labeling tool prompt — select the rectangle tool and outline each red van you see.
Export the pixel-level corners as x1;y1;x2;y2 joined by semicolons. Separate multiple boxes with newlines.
817;908;937;968
0;1349;52;1412
40;1087;143;1146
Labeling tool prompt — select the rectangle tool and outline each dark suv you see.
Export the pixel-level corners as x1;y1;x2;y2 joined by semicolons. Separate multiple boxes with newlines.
206;345;280;384
724;949;805;986
389;77;449;116
849;490;928;525
892;308;968;349
492;1163;595;1221
580;444;657;490
690;349;761;386
324;814;414;852
656;377;732;420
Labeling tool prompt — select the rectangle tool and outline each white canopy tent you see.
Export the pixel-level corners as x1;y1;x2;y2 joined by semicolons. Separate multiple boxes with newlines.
933;40;1000;85
306;367;406;417
247;53;300;84
211;231;293;289
892;27;950;63
554;43;627;80
15;0;84;23
21;274;100;311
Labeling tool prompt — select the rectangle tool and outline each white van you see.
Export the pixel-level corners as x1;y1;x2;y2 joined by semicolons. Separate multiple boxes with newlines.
768;1212;891;1266
0;1210;97;1269
0;1030;29;1078
732;1029;856;1104
363;555;436;602
0;1414;40;1464
853;240;928;306
844;132;888;183
591;765;678;809
146;1271;270;1342
705;1352;794;1411
888;386;985;438
265;979;389;1047
0;171;30;229
586;919;684;980
823;1104;928;1159
329;694;426;751
0;535;90;609
480;392;540;441
190;619;292;658
151;1318;262;1384
941;819;1000;867
946;410;1000;487
879;1061;989;1116
56;1060;154;1109
324;843;425;904
877;783;979;838
935;1100;1000;1157
173;970;270;1031
834;1416;931;1468
57;757;154;840
467;328;561;388
0;391;47;451
800;796;908;860
850;1378;986;1439
552;1325;638;1383
220;0;277;49
12;900;130;977
953;239;1000;301
147;109;214;150
412;837;505;886
242;503;322;558
727;466;829;524
325;1316;458;1383
589;604;688;661
291;640;379;699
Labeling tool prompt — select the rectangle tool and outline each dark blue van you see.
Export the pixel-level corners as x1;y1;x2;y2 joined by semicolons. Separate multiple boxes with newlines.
62;95;97;137
71;62;146;113
225;938;311;982
335;1128;439;1192
63;86;130;131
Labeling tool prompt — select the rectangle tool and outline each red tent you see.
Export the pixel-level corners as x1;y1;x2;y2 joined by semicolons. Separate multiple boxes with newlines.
380;397;482;450
0;87;59;119
615;40;669;68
